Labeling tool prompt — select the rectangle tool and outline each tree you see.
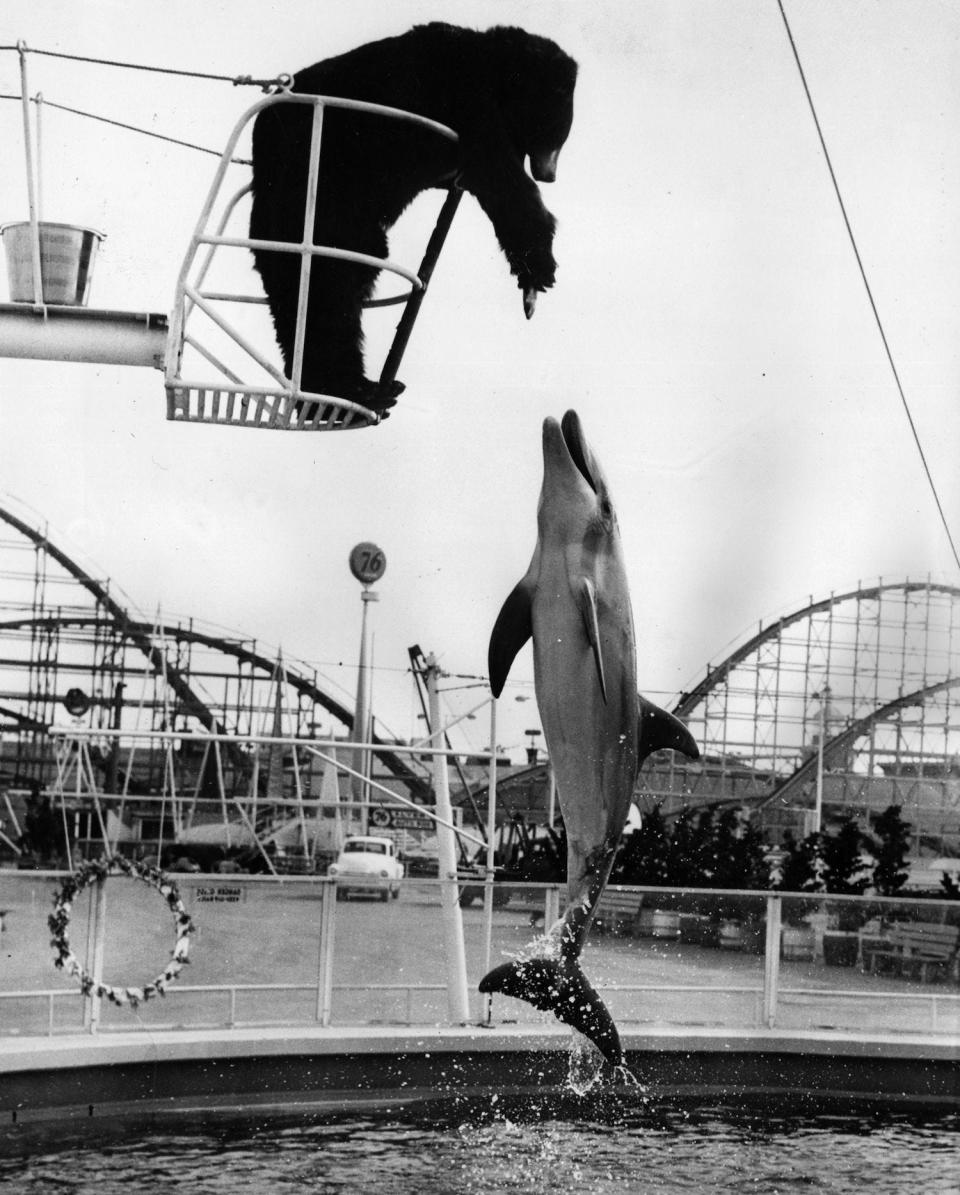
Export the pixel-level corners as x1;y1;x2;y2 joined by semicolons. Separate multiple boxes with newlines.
665;806;703;887
710;808;769;890
19;783;66;865
822;816;871;895
870;804;911;897
611;805;671;885
778;830;825;893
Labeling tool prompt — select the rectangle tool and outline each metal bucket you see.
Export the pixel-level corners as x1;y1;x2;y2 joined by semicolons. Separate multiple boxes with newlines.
1;221;104;305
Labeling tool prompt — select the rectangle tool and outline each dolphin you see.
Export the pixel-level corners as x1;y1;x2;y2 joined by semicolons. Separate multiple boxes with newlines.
479;409;699;1070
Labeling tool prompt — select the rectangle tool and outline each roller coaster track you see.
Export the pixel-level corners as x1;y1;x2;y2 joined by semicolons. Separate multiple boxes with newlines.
0;505;429;798
674;581;960;720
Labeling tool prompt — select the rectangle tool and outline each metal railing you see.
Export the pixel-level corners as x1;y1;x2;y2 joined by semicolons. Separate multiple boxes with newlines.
1;875;957;1038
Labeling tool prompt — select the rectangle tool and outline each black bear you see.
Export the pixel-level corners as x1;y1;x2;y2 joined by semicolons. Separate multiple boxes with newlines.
249;23;577;411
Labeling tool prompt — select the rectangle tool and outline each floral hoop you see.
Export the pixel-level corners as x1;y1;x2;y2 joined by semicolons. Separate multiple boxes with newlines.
48;854;195;1009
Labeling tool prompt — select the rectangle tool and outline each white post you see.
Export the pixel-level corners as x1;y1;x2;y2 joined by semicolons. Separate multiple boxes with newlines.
425;654;470;1024
83;875;107;1033
17;45;44;307
352;586;377;833
481;699;497;1022
316;879;336;1025
544;884;561;931
763;893;782;1028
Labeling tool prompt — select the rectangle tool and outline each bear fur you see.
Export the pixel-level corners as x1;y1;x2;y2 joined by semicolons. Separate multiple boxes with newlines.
249;23;577;410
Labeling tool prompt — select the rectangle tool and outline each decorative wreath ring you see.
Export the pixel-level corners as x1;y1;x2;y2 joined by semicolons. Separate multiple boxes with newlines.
48;854;195;1010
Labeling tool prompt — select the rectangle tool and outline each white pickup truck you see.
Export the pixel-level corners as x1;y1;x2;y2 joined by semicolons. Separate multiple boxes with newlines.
327;835;404;901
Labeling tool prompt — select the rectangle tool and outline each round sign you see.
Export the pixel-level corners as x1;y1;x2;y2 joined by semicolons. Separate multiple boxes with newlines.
63;687;90;717
349;542;386;585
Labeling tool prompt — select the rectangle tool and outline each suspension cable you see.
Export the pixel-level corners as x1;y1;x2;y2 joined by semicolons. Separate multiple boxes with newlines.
0;92;249;163
777;0;960;573
1;42;287;89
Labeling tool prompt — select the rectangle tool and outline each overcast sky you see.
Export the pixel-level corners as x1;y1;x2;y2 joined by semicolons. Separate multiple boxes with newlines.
1;1;958;761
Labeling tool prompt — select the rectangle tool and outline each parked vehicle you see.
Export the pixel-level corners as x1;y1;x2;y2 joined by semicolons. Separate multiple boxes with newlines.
328;836;403;901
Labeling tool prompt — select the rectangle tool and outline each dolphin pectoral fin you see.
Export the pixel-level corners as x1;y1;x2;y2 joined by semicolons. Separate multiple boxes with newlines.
488;579;535;698
576;578;607;703
638;696;700;763
479;957;624;1069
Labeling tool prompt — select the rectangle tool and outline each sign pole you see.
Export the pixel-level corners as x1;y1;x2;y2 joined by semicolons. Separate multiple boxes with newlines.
349;543;386;835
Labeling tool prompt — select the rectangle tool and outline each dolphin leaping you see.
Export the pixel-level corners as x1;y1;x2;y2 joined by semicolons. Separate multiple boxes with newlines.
479;410;699;1069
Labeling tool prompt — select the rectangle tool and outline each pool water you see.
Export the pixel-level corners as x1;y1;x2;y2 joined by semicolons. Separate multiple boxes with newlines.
1;1099;957;1194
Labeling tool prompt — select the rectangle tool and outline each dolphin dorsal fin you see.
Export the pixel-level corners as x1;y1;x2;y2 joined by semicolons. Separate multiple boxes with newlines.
637;695;700;763
488;579;535;697
576;577;608;703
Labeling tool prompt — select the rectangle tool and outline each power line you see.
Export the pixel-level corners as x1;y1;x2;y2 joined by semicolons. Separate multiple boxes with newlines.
776;0;960;573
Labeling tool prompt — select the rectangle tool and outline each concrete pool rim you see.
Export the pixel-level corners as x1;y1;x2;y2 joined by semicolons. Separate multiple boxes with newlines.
2;1023;958;1131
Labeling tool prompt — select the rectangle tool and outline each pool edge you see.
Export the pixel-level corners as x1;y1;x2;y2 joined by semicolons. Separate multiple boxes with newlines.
1;1023;957;1121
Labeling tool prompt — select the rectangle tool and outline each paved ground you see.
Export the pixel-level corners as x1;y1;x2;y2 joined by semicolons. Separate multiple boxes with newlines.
1;873;957;1039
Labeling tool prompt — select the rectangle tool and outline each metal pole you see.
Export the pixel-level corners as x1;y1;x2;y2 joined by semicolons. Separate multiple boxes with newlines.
377;187;463;396
481;699;497;1022
316;879;336;1025
35;92;44;226
83;874;107;1034
813;685;828;834
762;893;782;1028
544;884;561;931
425;654;470;1023
17;44;44;307
352;586;377;834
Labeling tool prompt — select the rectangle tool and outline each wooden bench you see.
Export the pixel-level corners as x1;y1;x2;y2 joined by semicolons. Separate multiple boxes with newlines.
865;922;960;983
594;888;644;936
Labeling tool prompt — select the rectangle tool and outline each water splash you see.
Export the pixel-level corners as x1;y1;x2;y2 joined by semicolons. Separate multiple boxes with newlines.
566;1033;648;1098
612;1063;646;1093
492;924;563;973
566;1032;606;1095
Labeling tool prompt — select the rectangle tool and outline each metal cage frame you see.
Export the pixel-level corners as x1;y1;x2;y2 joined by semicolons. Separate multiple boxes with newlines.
164;90;462;431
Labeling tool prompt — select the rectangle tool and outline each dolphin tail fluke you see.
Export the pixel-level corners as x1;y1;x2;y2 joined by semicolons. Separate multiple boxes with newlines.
479;956;623;1069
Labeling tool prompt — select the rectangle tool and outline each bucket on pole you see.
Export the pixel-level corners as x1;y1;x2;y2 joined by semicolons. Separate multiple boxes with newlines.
1;222;104;306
